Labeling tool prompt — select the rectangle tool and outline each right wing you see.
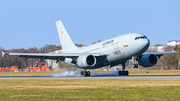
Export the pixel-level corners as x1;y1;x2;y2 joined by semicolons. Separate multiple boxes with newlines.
143;51;178;58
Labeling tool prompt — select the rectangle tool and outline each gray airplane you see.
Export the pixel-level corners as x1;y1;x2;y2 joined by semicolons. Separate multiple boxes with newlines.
2;20;177;76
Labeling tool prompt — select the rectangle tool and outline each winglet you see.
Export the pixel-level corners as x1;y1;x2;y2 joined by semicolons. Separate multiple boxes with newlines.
172;50;177;56
1;51;5;57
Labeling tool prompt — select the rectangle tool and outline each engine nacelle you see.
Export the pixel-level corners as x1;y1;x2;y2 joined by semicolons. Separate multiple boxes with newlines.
138;54;158;67
76;55;96;68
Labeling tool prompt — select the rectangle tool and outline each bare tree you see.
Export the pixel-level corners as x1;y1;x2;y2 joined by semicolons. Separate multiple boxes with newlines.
173;45;180;69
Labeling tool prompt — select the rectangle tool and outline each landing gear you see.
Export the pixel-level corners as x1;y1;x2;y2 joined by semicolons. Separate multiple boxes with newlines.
80;71;91;77
132;56;138;68
119;61;129;76
133;64;138;68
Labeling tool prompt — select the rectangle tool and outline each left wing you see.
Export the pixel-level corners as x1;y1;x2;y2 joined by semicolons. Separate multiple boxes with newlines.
1;51;109;62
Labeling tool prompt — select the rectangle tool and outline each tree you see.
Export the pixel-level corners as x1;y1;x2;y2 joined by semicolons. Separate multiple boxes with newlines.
173;45;180;69
160;45;179;70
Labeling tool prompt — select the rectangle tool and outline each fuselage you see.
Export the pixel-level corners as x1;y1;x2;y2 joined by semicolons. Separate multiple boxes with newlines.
65;33;150;69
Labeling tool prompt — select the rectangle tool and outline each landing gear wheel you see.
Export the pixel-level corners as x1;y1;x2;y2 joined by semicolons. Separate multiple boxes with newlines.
84;71;91;77
80;71;91;77
125;71;129;76
84;71;87;77
119;71;122;76
133;64;138;68
119;70;129;76
87;71;90;76
80;71;84;75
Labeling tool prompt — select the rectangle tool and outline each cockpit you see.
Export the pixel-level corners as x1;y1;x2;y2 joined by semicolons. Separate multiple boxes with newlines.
135;35;147;40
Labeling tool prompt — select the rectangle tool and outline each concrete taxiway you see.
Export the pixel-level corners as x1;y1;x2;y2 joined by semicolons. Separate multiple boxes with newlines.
0;75;180;79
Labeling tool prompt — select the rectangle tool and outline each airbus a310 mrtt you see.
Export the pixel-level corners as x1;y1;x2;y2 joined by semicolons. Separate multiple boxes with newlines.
2;20;177;76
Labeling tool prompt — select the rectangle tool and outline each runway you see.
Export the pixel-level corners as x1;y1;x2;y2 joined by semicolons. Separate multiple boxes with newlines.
0;75;180;79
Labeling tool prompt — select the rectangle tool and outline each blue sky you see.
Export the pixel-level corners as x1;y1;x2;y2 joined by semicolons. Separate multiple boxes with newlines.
0;0;180;49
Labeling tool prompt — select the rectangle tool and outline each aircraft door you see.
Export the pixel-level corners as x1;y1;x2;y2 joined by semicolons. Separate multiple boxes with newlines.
124;36;129;47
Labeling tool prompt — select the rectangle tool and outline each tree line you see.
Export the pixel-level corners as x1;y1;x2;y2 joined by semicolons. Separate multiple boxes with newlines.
0;45;59;69
0;44;85;69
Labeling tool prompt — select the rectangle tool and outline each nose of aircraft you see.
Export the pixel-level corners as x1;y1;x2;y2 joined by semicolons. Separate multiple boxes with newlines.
128;34;150;56
137;38;150;54
143;38;150;50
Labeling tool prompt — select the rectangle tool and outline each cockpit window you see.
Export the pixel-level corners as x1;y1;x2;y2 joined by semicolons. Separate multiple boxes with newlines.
135;35;147;40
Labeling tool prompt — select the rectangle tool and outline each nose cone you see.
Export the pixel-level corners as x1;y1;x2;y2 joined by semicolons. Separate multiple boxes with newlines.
136;38;150;55
142;39;150;51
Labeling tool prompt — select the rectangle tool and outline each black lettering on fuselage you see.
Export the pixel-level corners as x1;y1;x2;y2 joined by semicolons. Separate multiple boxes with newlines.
102;40;114;46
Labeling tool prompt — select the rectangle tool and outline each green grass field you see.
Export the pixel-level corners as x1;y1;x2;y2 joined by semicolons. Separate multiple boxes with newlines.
0;79;180;101
0;70;180;100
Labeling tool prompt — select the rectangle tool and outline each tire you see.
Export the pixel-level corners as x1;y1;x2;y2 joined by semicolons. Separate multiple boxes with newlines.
119;71;129;76
87;71;91;76
133;64;138;68
84;71;89;77
125;71;129;76
119;71;122;76
80;71;84;75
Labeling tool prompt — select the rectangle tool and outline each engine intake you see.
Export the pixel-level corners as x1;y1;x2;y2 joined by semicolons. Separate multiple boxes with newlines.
76;55;96;68
138;54;158;67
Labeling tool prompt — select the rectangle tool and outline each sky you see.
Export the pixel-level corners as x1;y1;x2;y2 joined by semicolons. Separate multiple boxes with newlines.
0;0;180;50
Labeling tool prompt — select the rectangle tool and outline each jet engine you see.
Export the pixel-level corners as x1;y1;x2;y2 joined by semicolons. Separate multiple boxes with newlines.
76;55;96;68
138;54;158;67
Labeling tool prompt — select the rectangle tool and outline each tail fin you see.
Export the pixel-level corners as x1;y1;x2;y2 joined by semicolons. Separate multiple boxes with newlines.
56;20;79;53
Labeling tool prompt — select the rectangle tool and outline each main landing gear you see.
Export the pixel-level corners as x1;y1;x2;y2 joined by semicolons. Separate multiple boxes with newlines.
80;70;91;77
119;62;129;76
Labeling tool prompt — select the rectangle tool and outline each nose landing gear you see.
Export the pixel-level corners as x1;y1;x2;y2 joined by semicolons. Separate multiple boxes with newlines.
132;56;138;68
133;64;138;68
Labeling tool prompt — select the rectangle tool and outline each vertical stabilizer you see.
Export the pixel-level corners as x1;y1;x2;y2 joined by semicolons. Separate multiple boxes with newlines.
56;20;79;53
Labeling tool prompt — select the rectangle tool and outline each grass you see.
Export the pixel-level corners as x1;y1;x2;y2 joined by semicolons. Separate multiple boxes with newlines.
0;70;180;76
0;79;180;101
128;69;180;75
0;70;180;100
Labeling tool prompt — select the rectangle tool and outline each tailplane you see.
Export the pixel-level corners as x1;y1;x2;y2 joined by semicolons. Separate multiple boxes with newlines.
56;20;79;53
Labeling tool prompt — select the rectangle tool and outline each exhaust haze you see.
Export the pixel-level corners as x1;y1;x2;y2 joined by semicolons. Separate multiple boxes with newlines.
52;70;120;77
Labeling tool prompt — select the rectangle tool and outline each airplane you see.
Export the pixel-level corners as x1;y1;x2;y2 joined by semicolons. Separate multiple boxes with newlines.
2;20;177;76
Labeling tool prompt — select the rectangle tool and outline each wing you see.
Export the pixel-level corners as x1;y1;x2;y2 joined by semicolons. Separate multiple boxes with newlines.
143;51;178;58
2;51;109;62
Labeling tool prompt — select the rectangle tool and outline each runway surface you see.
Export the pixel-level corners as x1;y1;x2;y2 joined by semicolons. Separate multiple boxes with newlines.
0;75;180;79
